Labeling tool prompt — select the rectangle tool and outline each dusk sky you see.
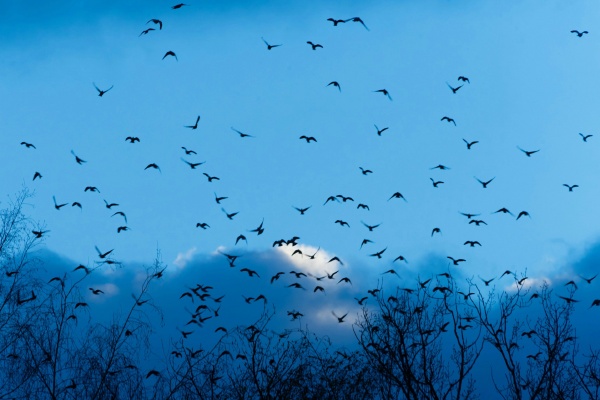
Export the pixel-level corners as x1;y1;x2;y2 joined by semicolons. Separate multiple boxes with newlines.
2;0;600;392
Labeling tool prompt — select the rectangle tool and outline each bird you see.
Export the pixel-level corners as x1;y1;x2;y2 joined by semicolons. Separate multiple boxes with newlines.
570;30;588;37
480;277;494;286
306;41;323;50
580;274;597;284
458;76;470;83
447;256;466;265
103;200;118;209
460;212;480;219
111;211;127;223
145;163;161;172
360;239;373;249
20;141;36;149
89;288;104;295
181;158;205;169
231;127;254;138
203;173;220;182
328;257;343;265
345;17;369;31
327;18;346;26
235;234;247;245
431;227;441;236
516;211;530;220
517;146;540;157
369;248;387;259
579;133;593;142
393;255;408;263
185;116;200;129
469;219;487;226
557;295;579;304
441;116;456;126
221;208;238;220
327;81;341;92
464;240;481;247
430;178;444;187
373;89;392;100
338;277;352;285
299;135;317;143
293;206;311;215
117;226;129;233
261;37;281;50
52;196;67;210
249;219;264;235
332;311;349;323
359;167;373;175
388;192;407;201
475;177;495;188
84;186;100;193
563;184;579;192
374;125;389;136
240;268;260;278
181;146;196;155
146;370;160;379
335;220;350;227
163;51;178;60
446;82;463;93
196;222;210;229
147;19;163;29
357;203;370;210
95;246;113;259
32;230;49;238
431;164;451;170
70;150;86;164
494;207;514;216
362;221;380;231
125;136;140;143
214;193;228;204
139;28;155;36
32;172;42;181
93;83;113;97
463;139;479;149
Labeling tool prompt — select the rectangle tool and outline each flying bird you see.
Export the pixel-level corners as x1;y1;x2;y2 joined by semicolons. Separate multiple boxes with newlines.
33;172;42;181
181;146;196;155
563;184;578;192
361;221;380;231
299;135;317;143
203;173;220;182
388;192;407;201
579;133;593;142
139;28;155;36
171;3;188;9
475;177;495;188
231;127;254;138
327;18;346;26
70;150;86;164
306;41;323;50
147;19;163;29
373;89;392;100
249;219;265;235
181;158;205;169
163;51;178;61
327;81;341;92
261;37;281;50
359;167;373;175
293;206;311;215
221;208;238;220
345;17;369;31
185;115;200;129
458;76;470;83
145;163;161;172
369;248;387;259
517;146;540;157
125;136;140;143
52;196;67;210
441;116;456;126
446;82;463;93
374;125;388;136
516;211;530;220
570;30;588;37
332;311;349;323
93;83;113;97
430;178;444;187
463;139;478;149
447;256;466;265
20;141;36;149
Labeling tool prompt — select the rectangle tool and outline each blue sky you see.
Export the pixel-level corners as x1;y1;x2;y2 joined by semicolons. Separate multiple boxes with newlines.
2;0;600;391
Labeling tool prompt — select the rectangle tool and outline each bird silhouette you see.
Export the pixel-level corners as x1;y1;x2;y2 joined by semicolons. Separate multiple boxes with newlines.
516;211;530;220
373;89;392;100
463;138;479;149
517;146;540;157
332;311;349;323
70;150;86;164
231;127;254;138
464;240;481;247
84;186;100;193
327;81;341;92
447;256;466;265
215;193;228;204
475;177;495;188
95;246;113;259
111;211;127;223
441;116;456;126
446;82;463;93
431;227;441;236
374;125;388;136
33;172;42;181
181;146;196;155
299;135;317;143
469;219;487;226
389;192;407;201
359;167;373;175
181;158;205;169
221;208;238;220
139;28;155;36
249;219;264;235
20;141;36;149
117;226;129;233
460;212;480;219
145;163;161;172
369;248;387;259
125;136;140;143
53;196;67;210
335;220;350;227
571;30;588;37
203;173;220;182
430;178;444;187
293;206;311;215
345;17;369;31
361;221;380;231
307;41;323;50
147;19;163;29
93;83;113;97
261;37;281;50
196;222;210;229
458;76;470;83
579;133;593;142
563;184;578;192
327;18;346;26
494;207;514;216
163;51;178;60
185;116;200;129
357;203;370;210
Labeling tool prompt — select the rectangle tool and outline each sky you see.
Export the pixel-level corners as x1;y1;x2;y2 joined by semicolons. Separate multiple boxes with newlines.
1;0;600;393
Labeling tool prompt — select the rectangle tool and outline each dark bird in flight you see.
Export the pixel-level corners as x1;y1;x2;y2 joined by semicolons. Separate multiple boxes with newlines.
580;274;598;284
431;164;450;170
327;18;346;26
389;192;407;201
345;17;369;31
111;211;127;223
139;28;155;36
516;211;530;220
360;238;373;248
89;287;104;295
338;277;352;285
146;370;161;379
147;19;163;29
480;277;494;286
299;135;317;143
336;195;354;202
221;208;238;220
393;255;407;263
33;172;42;181
374;125;388;136
185;115;200;129
494;207;513;216
359;167;373;175
71;202;82;209
460;212;480;219
463;138;478;149
171;3;188;9
517;146;540;157
214;193;227;204
32;230;49;238
441;116;456;126
196;222;210;229
125;136;140;143
287;283;304;289
458;76;470;83
70;150;86;164
335;220;350;227
235;234;247;245
84;186;100;193
249;219;265;235
362;221;380;231
306;247;320;259
563;184;578;192
117;226;129;233
469;219;487;226
579;133;593;142
103;200;118;209
145;163;161;172
53;196;67;210
430;178;444;187
590;300;600;308
181;146;196;155
293;206;311;215
240;268;260;278
447;256;466;265
557;295;579;304
570;30;588;37
203;173;220;182
231;127;254;138
373;89;392;100
328;257;343;265
93;83;113;97
20;141;36;149
327;81;341;92
95;246;113;259
357;203;370;210
332;311;349;323
464;240;481;247
355;296;368;305
163;51;178;60
181;158;205;169
261;37;281;50
431;227;441;236
369;248;387;259
475;177;495;188
323;196;339;205
446;82;463;93
307;41;323;50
